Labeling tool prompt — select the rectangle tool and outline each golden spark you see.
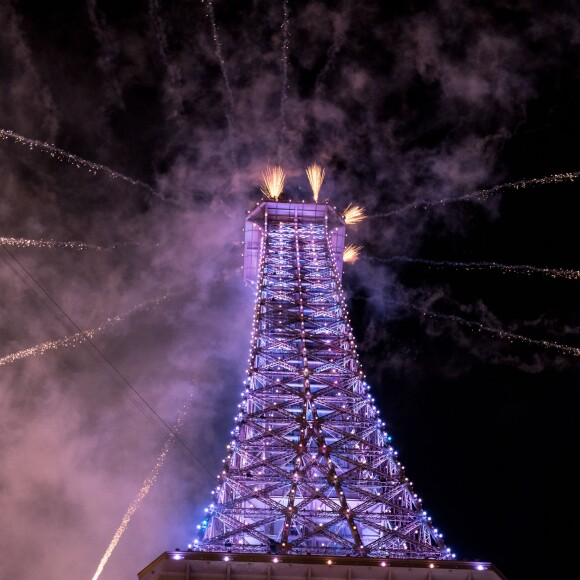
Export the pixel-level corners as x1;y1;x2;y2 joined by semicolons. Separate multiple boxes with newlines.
343;203;367;225
305;163;325;202
261;165;285;200
343;244;362;263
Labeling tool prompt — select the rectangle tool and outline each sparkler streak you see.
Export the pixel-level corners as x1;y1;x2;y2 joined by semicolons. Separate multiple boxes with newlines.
305;163;325;202
149;0;170;69
372;256;580;280
91;396;192;580
343;244;362;263
149;0;185;118
261;165;285;200
370;171;580;219
1;239;211;472
278;0;290;160
314;2;351;95
86;0;123;107
203;0;237;169
0;295;169;368
0;236;131;251
343;203;366;225
396;301;580;357
0;129;175;205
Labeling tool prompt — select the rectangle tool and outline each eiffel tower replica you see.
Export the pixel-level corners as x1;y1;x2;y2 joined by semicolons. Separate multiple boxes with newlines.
138;166;506;579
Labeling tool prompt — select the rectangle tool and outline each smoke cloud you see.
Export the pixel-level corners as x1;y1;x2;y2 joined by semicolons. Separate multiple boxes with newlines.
0;1;579;578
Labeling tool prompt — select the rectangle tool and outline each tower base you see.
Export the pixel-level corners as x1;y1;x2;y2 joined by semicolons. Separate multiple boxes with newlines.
138;552;506;580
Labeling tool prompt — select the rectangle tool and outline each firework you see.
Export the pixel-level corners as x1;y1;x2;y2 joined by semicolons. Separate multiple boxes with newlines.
1;236;104;251
0;294;170;368
373;255;580;281
370;171;580;219
261;165;285;200
279;0;290;156
0;128;176;205
343;203;366;225
400;301;580;358
204;0;237;170
343;244;362;263
91;397;192;580
305;163;325;202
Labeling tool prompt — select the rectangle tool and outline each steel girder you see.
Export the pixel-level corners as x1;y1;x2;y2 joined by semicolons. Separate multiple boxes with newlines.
198;205;450;560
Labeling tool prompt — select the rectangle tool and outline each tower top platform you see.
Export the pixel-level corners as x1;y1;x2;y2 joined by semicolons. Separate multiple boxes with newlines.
246;200;346;228
243;200;347;284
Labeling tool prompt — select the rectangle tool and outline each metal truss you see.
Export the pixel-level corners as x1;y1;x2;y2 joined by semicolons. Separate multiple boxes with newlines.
197;202;451;560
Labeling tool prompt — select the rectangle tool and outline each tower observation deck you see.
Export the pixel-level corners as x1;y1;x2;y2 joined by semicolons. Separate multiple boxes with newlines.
138;195;506;579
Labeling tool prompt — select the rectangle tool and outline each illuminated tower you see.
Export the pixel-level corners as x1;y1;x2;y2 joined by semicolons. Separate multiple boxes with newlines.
198;200;447;559
138;192;506;579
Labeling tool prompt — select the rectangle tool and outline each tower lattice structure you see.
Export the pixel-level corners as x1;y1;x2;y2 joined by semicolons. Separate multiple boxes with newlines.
196;200;451;560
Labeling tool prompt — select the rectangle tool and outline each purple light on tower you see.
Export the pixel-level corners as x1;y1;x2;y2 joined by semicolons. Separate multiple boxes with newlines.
195;199;450;559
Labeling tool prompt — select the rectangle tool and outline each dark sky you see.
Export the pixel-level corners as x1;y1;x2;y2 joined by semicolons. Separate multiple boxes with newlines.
0;1;578;579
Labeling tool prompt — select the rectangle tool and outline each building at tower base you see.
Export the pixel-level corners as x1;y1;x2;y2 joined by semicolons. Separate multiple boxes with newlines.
137;552;506;580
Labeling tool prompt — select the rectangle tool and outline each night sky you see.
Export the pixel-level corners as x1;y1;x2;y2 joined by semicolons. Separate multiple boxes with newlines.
1;1;578;579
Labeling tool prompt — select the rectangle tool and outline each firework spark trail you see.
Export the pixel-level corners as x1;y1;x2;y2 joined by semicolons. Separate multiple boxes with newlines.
91;395;192;580
0;294;169;368
203;0;237;169
1;236;104;251
1;2;59;136
278;0;290;161
370;171;580;219
0;236;135;251
261;165;285;200
397;301;580;357
149;0;185;119
0;129;174;204
86;0;124;108
343;244;362;263
343;203;367;225
372;256;580;280
306;163;325;202
149;0;170;68
314;2;351;96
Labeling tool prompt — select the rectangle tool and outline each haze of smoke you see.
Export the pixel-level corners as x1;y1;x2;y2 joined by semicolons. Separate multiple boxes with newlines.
372;256;580;281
